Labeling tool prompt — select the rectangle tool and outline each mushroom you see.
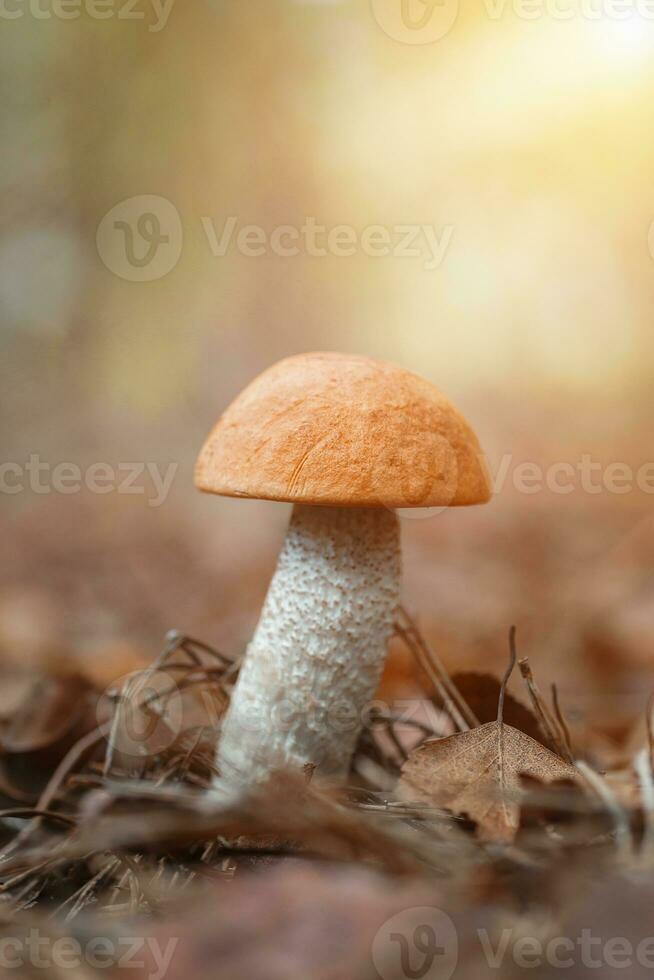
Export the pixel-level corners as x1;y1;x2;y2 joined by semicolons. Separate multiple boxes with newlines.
195;352;491;787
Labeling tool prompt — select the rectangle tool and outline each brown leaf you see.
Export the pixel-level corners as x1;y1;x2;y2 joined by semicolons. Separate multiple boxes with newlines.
446;672;551;748
397;721;579;842
0;673;95;755
0;673;98;798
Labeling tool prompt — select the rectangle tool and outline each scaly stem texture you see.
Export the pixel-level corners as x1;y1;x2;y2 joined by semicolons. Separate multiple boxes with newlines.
217;504;400;786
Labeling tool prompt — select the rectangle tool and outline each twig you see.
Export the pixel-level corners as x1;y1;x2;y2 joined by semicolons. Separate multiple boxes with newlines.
181;635;234;667
0;841;69;892
0;722;111;863
382;714;441;737
575;760;633;858
518;657;573;762
0;809;76;827
395;608;477;731
104;671;167;777
497;626;518;830
383;720;408;765
401;606;479;726
55;856;121;922
550;684;574;761
497;627;517;727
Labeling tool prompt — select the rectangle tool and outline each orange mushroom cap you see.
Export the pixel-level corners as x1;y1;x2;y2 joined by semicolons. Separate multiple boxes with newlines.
195;351;492;509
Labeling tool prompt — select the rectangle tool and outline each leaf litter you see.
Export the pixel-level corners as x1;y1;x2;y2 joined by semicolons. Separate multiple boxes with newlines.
0;615;653;978
398;627;579;841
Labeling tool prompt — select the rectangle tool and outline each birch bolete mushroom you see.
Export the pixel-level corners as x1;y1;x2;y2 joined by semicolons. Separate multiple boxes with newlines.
195;352;491;786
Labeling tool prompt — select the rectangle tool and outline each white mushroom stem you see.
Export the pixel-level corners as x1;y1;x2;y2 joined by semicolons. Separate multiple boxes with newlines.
217;504;400;787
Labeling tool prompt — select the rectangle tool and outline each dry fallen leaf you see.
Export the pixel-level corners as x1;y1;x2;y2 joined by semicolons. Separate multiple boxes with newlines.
445;672;552;748
0;673;99;799
0;673;95;755
397;721;579;842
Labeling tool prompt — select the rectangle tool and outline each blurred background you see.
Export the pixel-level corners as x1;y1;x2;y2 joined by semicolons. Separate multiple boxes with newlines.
1;0;653;743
